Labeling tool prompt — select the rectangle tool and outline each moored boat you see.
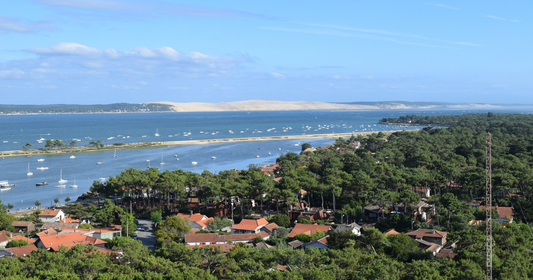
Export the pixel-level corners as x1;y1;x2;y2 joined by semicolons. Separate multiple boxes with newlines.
36;182;49;186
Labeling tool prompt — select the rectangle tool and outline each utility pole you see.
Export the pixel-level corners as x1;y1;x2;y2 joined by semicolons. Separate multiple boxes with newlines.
486;132;493;280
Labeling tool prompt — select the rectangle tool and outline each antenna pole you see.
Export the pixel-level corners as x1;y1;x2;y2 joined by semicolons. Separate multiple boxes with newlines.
486;132;493;280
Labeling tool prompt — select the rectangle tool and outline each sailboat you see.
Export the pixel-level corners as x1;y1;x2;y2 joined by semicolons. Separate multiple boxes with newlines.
58;169;68;184
155;129;160;137
70;177;78;188
160;154;165;165
27;163;33;176
114;149;117;158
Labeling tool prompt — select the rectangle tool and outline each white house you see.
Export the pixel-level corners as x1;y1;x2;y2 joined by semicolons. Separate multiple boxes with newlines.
38;209;65;223
231;218;269;234
334;223;362;236
177;213;215;230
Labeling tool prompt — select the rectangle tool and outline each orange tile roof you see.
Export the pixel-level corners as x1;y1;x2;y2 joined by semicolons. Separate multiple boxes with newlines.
272;177;282;183
0;231;11;243
385;229;400;236
231;218;269;231
480;206;514;219
263;223;279;232
186;244;235;252
196;217;215;228
177;213;206;222
435;249;457;259
184;233;258;243
11;235;36;244
275;264;288;271
288;224;333;238
39;232;106;249
4;245;38;257
50;243;115;254
36;229;57;238
38;209;62;217
60;218;80;223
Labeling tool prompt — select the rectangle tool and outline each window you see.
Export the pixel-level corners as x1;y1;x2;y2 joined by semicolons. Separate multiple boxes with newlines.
200;242;206;245
210;242;216;244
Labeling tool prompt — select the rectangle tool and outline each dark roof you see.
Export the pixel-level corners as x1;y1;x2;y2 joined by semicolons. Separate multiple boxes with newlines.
12;221;34;227
406;229;447;239
3;245;38;257
288;240;303;249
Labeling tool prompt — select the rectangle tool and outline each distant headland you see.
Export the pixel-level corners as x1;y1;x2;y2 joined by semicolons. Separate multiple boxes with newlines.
0;100;501;115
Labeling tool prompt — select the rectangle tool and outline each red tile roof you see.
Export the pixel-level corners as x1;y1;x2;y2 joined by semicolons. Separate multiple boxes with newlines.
50;243;115;254
11;235;36;244
186;244;235;252
263;223;279;232
60;218;80;223
36;229;57;238
480;206;514;219
231;218;269;231
435;249;457;259
196;217;215;228
287;224;333;238
39;232;106;249
184;233;258;243
4;245;38;257
38;209;62;217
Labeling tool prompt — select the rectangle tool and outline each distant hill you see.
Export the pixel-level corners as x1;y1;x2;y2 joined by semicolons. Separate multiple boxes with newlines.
0;103;171;114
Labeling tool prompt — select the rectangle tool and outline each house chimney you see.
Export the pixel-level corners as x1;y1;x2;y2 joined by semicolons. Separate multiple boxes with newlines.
46;231;49;235
432;229;435;234
10;233;12;238
190;210;193;216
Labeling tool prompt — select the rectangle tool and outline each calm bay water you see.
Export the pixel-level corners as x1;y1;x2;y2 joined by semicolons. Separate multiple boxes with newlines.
0;109;526;209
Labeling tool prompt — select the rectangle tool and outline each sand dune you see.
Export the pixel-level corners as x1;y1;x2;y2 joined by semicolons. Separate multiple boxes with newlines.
145;100;496;112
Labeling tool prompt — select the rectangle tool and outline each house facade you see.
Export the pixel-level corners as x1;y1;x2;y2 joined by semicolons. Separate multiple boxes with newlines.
231;218;269;234
406;229;447;246
38;209;65;223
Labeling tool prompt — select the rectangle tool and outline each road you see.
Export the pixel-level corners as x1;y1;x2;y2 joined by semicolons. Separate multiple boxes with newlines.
136;219;157;252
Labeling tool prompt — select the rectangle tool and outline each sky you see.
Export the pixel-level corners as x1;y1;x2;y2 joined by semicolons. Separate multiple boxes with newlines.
0;1;531;105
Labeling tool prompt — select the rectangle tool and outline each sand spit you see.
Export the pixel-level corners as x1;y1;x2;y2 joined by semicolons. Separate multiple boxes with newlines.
0;130;418;158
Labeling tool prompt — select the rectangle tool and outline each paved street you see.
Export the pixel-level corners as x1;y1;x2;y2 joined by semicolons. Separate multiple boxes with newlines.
136;219;157;252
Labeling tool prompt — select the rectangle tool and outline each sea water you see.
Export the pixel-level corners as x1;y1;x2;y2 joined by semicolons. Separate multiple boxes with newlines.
0;109;522;209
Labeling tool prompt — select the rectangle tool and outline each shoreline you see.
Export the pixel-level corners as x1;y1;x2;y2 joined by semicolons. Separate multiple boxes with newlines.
0;130;416;158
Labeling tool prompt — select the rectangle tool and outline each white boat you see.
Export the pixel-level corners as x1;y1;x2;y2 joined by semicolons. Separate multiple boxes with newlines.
176;158;179;161
96;161;103;165
191;161;197;165
70;177;78;188
256;155;260;158
70;155;76;159
58;169;68;184
268;152;271;155
99;178;106;181
27;163;33;176
0;187;11;191
37;167;48;170
38;158;45;162
278;148;281;150
212;156;216;160
54;185;66;188
160;154;165;165
114;149;117;158
155;129;160;137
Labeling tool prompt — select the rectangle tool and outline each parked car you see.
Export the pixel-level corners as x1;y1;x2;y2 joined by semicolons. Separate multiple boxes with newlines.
132;234;138;240
144;227;149;231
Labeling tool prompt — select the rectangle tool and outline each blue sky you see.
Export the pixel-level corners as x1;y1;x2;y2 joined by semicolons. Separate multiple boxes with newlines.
0;1;530;104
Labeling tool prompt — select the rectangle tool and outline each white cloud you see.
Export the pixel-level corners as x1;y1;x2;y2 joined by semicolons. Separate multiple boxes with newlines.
0;68;25;79
138;81;147;85
40;85;57;89
167;86;188;90
271;72;285;78
40;63;50;67
28;42;100;55
111;84;139;89
0;15;57;34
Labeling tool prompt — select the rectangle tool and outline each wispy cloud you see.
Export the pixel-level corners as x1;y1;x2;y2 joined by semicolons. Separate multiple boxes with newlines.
0;15;57;34
485;15;519;22
425;3;460;11
34;0;271;19
167;86;188;90
298;22;480;47
262;26;457;49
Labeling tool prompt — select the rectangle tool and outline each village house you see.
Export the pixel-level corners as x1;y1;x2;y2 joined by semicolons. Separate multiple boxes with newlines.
302;235;329;250
38;209;65;223
177;213;215;230
231;218;269;234
287;223;333;239
0;245;38;258
11;221;35;233
35;232;107;250
186;243;235;252
0;231;11;249
259;223;279;236
334;222;362;236
406;229;447;246
184;233;262;246
289;207;328;225
480;206;514;224
363;201;434;223
11;235;36;244
410;186;431;198
40;222;80;231
414;239;442;255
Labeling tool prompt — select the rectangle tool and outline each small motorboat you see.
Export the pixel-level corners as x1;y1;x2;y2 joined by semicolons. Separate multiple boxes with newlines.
38;158;45;162
176;158;179;161
70;155;76;159
96;161;103;165
212;156;216;160
191;161;197;165
37;167;48;170
36;182;49;186
54;185;66;188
